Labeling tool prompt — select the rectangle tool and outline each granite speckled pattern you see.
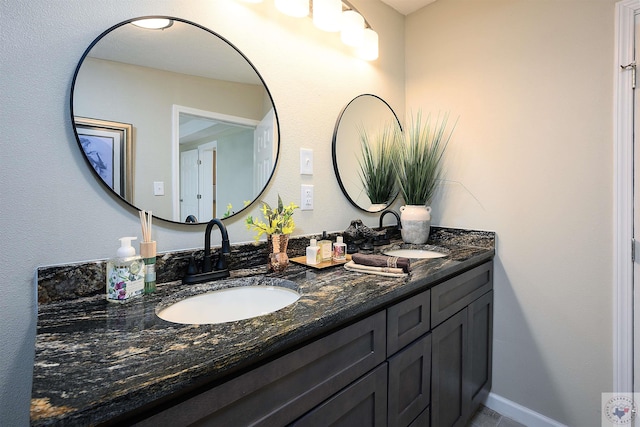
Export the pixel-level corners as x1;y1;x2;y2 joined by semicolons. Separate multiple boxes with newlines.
32;227;495;426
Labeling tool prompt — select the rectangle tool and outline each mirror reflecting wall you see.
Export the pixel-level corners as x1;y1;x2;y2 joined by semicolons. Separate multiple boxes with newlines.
72;17;279;224
332;94;401;212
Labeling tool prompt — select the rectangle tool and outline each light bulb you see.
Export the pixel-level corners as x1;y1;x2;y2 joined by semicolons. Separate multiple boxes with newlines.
131;18;173;30
357;28;379;61
341;10;364;47
313;0;342;32
275;0;309;17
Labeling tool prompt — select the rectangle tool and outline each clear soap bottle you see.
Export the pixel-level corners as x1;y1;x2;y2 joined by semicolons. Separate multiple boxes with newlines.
333;236;347;261
106;237;145;302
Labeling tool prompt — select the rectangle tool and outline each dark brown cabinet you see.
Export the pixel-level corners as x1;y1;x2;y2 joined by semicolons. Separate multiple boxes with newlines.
135;261;493;427
431;262;494;427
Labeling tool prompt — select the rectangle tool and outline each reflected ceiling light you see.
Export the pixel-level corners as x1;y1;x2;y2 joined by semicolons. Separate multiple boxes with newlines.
340;10;364;47
275;0;309;17
357;28;379;61
312;0;342;32
131;18;173;30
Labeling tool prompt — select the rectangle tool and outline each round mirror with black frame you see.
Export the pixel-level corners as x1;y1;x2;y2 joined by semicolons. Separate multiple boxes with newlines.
71;16;280;224
332;94;401;213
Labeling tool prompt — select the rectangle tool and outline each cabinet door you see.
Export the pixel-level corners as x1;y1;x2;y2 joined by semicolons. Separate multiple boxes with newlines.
290;364;388;427
469;290;493;414
431;309;470;427
388;333;431;427
387;289;430;356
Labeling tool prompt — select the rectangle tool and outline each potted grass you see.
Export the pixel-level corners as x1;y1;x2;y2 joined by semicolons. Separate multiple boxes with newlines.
393;111;456;244
357;124;397;212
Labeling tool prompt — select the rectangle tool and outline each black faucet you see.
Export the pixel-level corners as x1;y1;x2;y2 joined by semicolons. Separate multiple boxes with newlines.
374;210;402;246
183;218;231;285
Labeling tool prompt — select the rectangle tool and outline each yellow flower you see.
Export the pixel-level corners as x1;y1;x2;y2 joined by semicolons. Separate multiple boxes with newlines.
245;194;299;241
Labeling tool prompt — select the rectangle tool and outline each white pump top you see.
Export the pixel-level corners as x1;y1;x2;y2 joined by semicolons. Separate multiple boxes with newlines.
336;236;343;243
117;236;138;257
310;238;318;247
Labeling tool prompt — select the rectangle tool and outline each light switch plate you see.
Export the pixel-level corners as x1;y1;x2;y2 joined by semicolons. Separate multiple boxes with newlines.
153;181;165;196
300;148;313;175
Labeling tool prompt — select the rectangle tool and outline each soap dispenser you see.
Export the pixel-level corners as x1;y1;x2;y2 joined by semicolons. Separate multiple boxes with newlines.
106;237;145;302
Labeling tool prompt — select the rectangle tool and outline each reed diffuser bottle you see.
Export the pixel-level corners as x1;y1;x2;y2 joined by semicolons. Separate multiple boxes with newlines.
139;210;156;294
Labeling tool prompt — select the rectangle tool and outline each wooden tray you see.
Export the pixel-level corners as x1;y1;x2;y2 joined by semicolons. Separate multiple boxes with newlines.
290;254;352;269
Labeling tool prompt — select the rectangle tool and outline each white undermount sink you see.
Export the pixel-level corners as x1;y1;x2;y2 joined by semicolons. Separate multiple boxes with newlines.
384;245;449;259
157;284;300;325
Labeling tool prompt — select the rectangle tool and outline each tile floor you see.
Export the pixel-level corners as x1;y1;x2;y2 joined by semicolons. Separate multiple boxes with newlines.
467;405;528;427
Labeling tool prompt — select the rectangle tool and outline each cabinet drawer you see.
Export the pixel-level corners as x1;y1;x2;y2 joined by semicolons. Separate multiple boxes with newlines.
137;311;386;427
431;261;493;327
387;289;430;355
290;364;388;427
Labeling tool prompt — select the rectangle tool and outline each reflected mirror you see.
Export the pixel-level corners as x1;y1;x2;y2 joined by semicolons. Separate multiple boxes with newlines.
71;17;279;224
332;94;401;212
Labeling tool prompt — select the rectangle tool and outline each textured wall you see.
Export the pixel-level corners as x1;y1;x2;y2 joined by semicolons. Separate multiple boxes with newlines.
0;1;405;424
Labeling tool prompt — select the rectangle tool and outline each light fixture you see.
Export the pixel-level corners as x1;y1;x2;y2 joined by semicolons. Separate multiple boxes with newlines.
357;28;379;61
340;10;364;47
312;0;342;32
275;0;309;17
131;18;173;30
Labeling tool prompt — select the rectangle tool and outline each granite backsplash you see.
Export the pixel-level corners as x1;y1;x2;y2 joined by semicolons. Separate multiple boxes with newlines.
37;226;495;304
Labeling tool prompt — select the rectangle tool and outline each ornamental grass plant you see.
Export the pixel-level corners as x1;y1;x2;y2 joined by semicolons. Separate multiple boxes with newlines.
357;124;397;206
392;111;457;206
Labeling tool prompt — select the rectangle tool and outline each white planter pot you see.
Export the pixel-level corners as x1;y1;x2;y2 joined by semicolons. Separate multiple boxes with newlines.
399;205;432;244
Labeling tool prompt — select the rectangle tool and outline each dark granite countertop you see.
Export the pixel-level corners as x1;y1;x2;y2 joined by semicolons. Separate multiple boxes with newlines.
31;228;495;426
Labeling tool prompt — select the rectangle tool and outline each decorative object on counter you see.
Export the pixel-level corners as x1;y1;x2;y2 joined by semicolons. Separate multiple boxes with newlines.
290;253;352;269
318;231;333;261
352;253;410;274
393;111;456;244
268;233;290;272
246;194;299;272
343;261;406;277
183;219;231;284
357;123;397;211
332;236;347;261
106;237;145;302
306;238;321;265
139;210;156;294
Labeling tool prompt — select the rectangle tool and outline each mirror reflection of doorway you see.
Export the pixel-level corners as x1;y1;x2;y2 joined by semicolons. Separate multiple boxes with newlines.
173;105;274;222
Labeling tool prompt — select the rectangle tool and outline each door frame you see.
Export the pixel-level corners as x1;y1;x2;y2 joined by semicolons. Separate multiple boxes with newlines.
171;105;259;222
614;0;639;395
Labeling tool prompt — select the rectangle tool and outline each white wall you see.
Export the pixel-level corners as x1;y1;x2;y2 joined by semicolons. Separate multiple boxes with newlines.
0;0;405;424
406;0;615;425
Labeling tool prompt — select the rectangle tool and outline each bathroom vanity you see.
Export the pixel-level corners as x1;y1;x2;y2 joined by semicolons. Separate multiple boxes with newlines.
31;228;495;427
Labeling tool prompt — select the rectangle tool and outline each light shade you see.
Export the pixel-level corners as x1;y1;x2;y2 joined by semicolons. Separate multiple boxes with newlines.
275;0;309;17
312;0;342;32
340;10;365;47
131;18;173;30
357;28;379;61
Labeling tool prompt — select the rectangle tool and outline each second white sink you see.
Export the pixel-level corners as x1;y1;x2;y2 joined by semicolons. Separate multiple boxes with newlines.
157;285;300;325
384;249;447;259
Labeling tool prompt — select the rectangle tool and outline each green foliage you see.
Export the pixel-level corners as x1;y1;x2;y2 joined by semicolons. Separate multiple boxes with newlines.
392;112;456;206
245;194;299;240
357;124;397;205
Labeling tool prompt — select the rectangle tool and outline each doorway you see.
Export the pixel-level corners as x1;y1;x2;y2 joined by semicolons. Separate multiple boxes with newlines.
615;0;640;408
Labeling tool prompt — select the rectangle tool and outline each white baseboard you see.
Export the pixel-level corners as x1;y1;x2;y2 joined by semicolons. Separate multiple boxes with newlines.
484;393;568;427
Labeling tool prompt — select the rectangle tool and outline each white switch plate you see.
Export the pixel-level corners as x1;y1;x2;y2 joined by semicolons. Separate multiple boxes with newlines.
300;148;313;175
301;184;313;210
153;181;165;196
